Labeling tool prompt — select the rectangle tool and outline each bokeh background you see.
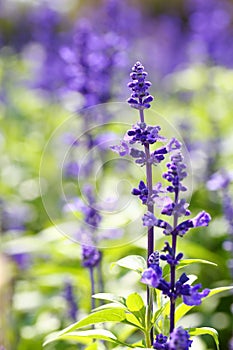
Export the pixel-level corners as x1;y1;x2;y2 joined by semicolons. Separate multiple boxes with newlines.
1;0;233;349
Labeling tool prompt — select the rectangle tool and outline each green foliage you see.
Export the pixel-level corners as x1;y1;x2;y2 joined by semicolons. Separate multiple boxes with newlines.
112;255;147;274
189;327;220;350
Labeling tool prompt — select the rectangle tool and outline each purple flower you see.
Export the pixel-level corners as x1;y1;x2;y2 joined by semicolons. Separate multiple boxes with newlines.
127;61;154;110
160;242;183;266
191;211;211;227
83;207;102;229
64;281;78;321
82;245;102;268
126;123;165;146
141;251;163;288
162;199;190;217
182;284;210;306
130;148;146;165
168;327;192;350
10;252;31;270
142;212;173;235
163;152;187;193
174;211;211;236
132;181;148;204
207;169;232;191
153;334;169;349
132;181;165;205
141;265;162;288
229;335;233;350
64;161;79;179
110;141;130;156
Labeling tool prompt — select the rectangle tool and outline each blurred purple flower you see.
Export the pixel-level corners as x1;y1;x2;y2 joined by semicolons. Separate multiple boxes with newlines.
207;170;232;191
64;280;78;321
82;245;101;268
10;252;31;270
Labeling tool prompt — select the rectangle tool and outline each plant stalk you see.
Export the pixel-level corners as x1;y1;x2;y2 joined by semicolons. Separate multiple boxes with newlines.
170;188;179;333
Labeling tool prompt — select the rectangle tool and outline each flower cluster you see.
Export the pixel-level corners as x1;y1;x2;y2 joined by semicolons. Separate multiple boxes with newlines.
126;124;164;145
143;210;210;236
82;245;102;268
141;251;210;306
127;61;154;110
153;327;192;350
163;152;187;193
132;181;164;205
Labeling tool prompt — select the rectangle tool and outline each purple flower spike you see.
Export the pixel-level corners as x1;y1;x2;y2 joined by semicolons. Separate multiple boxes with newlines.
168;327;192;350
182;284;210;306
127;61;154;110
163;152;187;193
64;281;78;321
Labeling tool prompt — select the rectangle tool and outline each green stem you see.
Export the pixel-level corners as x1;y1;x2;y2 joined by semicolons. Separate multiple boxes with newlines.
145;330;151;348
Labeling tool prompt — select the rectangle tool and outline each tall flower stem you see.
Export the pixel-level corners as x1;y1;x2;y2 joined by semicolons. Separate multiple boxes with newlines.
139;108;154;345
97;257;104;305
89;267;96;311
139;109;154;259
170;189;179;333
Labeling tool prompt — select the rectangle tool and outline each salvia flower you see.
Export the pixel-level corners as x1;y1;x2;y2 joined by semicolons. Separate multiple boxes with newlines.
153;333;169;349
127;61;154;110
163;152;187;193
141;252;162;288
126;123;165;146
82;245;102;268
132;181;165;205
161;198;190;217
64;281;78;321
143;210;211;237
160;242;183;266
182;283;210;306
168;327;192;350
142;212;173;235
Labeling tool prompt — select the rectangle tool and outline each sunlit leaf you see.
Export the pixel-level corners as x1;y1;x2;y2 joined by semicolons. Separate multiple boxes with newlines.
112;255;147;274
92;293;126;307
126;293;145;312
54;308;126;336
189;327;219;350
163;258;217;277
44;329;134;348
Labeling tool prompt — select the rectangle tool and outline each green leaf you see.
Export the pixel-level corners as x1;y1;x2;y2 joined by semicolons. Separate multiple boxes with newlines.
180;259;217;267
126;293;145;312
123;313;144;330
44;329;134;348
125;293;146;330
84;343;98;350
207;286;233;298
92;293;126;307
175;285;233;323
112;255;147;274
163;258;217;278
189;327;219;350
55;308;126;336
